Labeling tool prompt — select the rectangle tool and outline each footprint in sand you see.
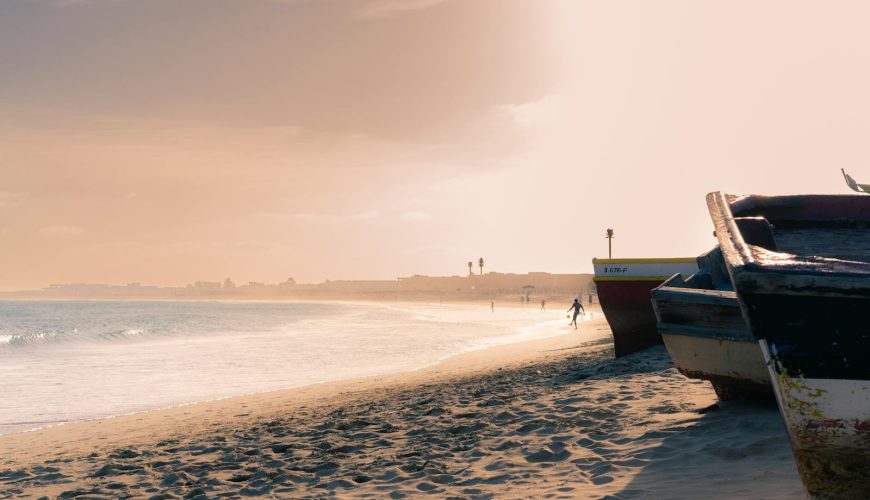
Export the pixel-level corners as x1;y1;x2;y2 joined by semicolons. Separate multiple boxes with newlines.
484;459;516;472
524;448;571;463
493;410;519;422
492;439;523;451
0;470;31;484
91;463;144;478
324;478;356;490
416;481;442;492
514;419;560;435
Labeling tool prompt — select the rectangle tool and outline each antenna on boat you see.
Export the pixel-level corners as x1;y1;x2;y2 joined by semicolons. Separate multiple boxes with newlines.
842;168;870;193
605;228;614;258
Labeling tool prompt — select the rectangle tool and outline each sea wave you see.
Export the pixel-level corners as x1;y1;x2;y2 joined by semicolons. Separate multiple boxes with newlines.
0;331;65;348
98;328;148;341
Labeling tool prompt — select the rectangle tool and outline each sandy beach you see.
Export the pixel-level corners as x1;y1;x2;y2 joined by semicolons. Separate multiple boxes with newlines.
0;315;803;499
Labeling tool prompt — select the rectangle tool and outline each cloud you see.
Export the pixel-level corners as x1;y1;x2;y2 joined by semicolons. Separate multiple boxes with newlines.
356;0;450;18
30;0;447;17
265;208;434;224
0;192;23;208
38;225;84;237
399;210;431;222
29;0;126;7
497;94;559;129
346;210;381;221
259;210;381;224
158;239;285;254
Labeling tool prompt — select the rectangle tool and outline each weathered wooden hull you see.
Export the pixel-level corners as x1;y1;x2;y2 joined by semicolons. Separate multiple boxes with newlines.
658;306;773;401
746;292;870;499
593;258;698;357
662;333;771;400
761;339;870;499
652;268;772;400
708;192;870;498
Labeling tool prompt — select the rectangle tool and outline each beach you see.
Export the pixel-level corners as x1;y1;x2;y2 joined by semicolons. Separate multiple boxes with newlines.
0;314;803;499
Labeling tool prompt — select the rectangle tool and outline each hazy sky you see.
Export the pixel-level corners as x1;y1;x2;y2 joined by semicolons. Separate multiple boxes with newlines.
2;0;869;289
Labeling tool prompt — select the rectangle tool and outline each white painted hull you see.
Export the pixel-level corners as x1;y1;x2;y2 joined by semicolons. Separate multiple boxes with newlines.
661;332;771;400
761;339;870;498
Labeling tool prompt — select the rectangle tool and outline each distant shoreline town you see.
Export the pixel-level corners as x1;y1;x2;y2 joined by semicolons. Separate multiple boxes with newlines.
0;272;596;303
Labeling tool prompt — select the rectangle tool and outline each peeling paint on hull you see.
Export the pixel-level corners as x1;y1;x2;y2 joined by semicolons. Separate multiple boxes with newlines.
762;340;870;499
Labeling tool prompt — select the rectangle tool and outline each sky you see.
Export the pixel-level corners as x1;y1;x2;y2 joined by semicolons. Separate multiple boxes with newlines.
2;0;870;289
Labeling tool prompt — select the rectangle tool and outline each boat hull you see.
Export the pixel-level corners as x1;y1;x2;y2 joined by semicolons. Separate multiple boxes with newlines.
652;269;772;400
660;331;771;400
761;339;870;499
707;192;870;498
595;279;666;357
593;258;698;357
745;288;870;497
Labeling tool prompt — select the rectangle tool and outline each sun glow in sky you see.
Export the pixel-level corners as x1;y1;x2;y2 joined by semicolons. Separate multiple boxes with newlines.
2;0;869;289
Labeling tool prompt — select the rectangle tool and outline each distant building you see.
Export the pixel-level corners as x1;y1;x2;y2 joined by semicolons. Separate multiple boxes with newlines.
191;281;222;290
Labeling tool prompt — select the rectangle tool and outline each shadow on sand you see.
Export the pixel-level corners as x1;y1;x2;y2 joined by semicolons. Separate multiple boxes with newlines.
602;391;803;499
542;344;805;499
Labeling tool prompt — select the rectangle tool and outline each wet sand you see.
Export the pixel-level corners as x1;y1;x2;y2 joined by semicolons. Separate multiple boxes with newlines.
0;316;803;498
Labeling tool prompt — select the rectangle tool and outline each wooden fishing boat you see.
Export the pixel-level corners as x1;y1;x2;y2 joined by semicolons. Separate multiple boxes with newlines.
842;168;870;194
708;191;870;498
651;247;772;400
592;257;698;357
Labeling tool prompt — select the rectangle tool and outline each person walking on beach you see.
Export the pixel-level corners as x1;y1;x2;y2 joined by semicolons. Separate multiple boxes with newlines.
567;298;585;330
491;301;495;313
540;299;546;311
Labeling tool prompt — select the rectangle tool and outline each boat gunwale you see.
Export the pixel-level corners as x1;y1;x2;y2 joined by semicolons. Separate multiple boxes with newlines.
707;191;870;294
652;276;751;343
652;285;737;304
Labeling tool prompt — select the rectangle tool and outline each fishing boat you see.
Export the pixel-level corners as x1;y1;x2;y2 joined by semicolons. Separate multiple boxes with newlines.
592;257;698;357
651;247;772;400
708;191;870;498
842;168;870;194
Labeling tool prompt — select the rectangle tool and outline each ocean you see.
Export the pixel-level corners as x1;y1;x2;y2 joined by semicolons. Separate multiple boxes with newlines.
0;300;575;435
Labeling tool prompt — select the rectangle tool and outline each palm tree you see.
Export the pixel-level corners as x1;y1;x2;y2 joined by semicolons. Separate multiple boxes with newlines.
478;257;484;276
467;261;473;276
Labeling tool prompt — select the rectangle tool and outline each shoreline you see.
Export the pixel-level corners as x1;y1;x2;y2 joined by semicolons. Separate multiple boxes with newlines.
0;303;599;438
0;313;803;498
0;315;607;464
